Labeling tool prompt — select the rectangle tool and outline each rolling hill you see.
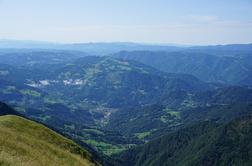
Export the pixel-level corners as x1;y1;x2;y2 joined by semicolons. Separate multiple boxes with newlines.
1;55;212;108
0;113;99;166
114;51;252;86
30;56;212;108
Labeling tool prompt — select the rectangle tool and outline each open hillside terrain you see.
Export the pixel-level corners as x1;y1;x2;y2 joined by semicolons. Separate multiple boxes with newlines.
1;0;252;165
0;54;218;155
0;102;99;166
0;44;252;165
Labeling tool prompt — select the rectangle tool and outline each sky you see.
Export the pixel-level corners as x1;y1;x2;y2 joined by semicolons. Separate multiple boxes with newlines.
0;0;252;45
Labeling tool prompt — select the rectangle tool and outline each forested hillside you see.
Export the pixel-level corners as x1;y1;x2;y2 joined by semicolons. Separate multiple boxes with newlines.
118;114;252;166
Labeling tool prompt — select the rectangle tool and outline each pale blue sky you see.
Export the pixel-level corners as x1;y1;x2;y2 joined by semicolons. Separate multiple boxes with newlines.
0;0;252;44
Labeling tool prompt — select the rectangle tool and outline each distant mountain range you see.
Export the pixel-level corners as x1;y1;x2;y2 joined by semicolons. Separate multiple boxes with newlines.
1;39;251;55
0;39;184;55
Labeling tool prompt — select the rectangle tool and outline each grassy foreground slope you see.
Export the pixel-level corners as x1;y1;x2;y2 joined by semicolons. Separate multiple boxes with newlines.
0;115;99;166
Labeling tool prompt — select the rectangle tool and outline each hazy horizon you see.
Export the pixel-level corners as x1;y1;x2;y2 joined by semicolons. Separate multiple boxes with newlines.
0;0;252;45
0;38;252;47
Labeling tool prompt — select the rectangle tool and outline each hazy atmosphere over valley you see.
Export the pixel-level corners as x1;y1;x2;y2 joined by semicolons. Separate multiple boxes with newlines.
0;0;252;166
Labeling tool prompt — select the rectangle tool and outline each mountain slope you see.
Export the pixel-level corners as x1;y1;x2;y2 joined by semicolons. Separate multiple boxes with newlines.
118;114;252;166
0;101;21;116
193;86;252;105
33;56;211;108
104;86;252;141
1;55;249;156
0;114;99;166
114;51;252;86
1;56;211;108
105;101;252;142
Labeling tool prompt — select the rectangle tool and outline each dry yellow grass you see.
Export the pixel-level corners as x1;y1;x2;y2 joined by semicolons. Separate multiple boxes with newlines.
0;115;99;166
